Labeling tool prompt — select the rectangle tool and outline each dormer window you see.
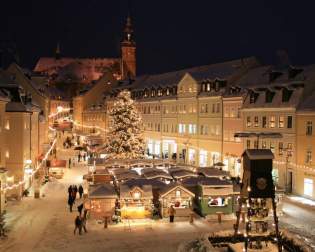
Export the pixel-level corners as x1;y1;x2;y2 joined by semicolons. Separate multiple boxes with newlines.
206;83;211;91
249;91;259;104
269;71;282;82
165;88;170;96
157;88;162;96
265;90;275;103
282;88;293;102
151;89;156;97
144;89;148;98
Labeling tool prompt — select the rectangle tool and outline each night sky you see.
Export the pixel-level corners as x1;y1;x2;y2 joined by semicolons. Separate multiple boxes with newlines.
2;0;315;75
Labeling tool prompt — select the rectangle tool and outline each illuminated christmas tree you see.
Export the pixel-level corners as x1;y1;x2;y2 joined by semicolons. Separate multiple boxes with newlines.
104;90;145;159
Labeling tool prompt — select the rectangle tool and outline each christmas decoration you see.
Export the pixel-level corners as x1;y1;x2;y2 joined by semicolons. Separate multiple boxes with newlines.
104;90;145;159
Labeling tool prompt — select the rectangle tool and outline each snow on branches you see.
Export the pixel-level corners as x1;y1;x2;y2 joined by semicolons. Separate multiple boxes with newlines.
104;90;145;159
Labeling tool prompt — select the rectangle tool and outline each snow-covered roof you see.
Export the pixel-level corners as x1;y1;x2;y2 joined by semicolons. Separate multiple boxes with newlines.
142;168;173;180
197;167;230;178
120;183;153;199
182;177;232;186
159;183;195;198
242;149;274;160
88;184;117;199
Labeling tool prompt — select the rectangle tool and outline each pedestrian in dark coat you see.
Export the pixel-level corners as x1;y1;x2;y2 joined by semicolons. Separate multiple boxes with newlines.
78;153;81;162
68;185;72;195
78;185;84;198
81;216;87;233
74;216;82;235
77;203;84;216
68;158;71;168
68;196;74;212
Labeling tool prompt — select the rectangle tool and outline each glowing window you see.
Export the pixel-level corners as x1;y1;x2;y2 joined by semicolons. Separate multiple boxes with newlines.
304;178;313;197
133;191;141;199
175;190;181;197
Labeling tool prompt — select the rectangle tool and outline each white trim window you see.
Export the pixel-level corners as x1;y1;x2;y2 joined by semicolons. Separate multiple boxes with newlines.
304;178;313;197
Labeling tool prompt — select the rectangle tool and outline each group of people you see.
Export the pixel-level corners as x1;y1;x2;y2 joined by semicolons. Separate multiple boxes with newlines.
67;185;84;212
67;185;88;235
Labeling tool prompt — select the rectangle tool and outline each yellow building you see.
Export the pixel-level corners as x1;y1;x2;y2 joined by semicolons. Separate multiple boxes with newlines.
73;72;116;135
104;57;257;171
296;91;315;200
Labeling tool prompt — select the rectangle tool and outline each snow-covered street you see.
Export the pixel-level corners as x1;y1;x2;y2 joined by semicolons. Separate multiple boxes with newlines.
0;144;233;252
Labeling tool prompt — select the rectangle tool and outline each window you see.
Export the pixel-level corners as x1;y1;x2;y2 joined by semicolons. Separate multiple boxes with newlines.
254;116;259;127
208;197;226;207
262;116;267;128
246;116;251;127
179;124;185;134
279;116;284;128
262;141;267;149
287;116;293;128
269;116;276;128
175;190;181;197
278;142;283;156
212;104;215;113
254;140;258;149
304;178;313;197
230;107;236;118
306;150;312;163
188;124;196;134
216;103;220;113
133;191;141;199
306;121;312;136
215;125;220;135
282;88;293;102
204;126;208;135
246;140;251;149
224;107;229;117
5;120;10;130
270;142;275;153
237;107;241;118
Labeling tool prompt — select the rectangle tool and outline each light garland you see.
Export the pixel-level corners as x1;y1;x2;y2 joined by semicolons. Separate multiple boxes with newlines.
1;138;57;192
48;108;71;119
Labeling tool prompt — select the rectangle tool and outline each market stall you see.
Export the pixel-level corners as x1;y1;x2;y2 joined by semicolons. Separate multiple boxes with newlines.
49;159;66;179
119;183;153;219
159;183;195;218
88;184;118;219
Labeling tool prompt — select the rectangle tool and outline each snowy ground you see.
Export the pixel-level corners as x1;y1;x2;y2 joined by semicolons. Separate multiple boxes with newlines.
0;142;233;252
1;135;315;251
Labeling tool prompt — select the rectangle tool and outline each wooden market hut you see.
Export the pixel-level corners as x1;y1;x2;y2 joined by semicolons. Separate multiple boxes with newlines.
159;183;195;218
182;177;236;216
119;182;153;219
88;184;118;219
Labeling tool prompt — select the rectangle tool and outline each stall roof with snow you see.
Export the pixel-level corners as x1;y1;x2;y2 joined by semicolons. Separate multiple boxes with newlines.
89;184;118;199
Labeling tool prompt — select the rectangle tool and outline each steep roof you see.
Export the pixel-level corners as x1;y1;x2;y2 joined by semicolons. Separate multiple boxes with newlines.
127;57;258;90
159;183;195;198
120;183;153;199
89;184;117;199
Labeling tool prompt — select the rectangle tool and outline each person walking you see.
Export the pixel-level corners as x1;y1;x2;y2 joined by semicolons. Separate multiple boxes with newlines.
81;215;87;233
73;185;78;201
77;203;84;216
78;153;81;163
68;196;74;212
74;216;82;235
78;185;84;198
83;153;86;162
68;185;73;196
168;205;176;223
68;158;71;168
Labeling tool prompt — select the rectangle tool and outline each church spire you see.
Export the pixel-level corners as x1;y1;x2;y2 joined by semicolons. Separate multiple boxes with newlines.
122;13;135;45
55;42;61;60
121;10;136;79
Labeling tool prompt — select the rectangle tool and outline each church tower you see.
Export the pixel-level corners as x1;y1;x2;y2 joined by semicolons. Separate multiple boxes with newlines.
121;14;136;79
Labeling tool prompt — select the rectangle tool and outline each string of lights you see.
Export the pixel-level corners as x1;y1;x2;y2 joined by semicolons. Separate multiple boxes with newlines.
1;137;57;192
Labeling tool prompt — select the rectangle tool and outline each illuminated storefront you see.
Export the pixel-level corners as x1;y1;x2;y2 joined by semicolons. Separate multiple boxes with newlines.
120;184;153;218
199;149;207;167
160;184;195;217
